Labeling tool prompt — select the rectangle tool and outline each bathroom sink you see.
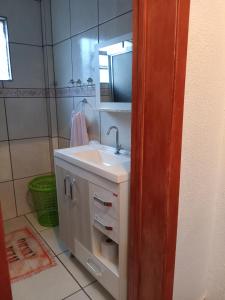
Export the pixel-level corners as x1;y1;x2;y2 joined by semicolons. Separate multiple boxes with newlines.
73;149;130;167
54;144;130;183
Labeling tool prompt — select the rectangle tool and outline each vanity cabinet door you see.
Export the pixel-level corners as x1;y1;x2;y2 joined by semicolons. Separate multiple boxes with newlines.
55;164;92;254
55;165;72;249
55;166;78;253
69;175;92;252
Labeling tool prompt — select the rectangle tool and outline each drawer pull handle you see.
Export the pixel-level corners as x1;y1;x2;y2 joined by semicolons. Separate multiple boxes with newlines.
64;175;70;197
64;178;67;195
94;196;112;207
94;216;113;231
70;183;73;200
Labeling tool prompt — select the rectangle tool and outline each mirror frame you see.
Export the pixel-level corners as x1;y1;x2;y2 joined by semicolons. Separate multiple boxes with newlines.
95;33;132;112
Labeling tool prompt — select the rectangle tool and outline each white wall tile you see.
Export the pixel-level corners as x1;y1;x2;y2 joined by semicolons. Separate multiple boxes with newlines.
50;137;58;169
41;0;53;45
99;0;132;24
72;28;98;85
0;181;17;220
43;46;55;88
99;12;132;43
51;137;59;151
0;141;12;182
0;0;42;45
14;176;36;216
58;138;70;149
6;98;48;140
5;44;45;88
49;98;58;137
56;98;73;139
10;138;51;179
46;98;52;138
51;0;70;44
74;97;100;141
70;0;98;36
100;112;131;150
54;40;73;88
0;99;8;141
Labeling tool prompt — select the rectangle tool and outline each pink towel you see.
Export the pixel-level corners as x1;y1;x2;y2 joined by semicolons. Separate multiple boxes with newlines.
70;111;89;147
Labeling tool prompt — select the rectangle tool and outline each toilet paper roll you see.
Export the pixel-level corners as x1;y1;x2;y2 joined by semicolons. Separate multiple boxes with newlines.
101;238;118;264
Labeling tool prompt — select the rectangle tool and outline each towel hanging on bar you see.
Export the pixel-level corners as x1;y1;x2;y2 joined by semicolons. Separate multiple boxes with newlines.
70;111;89;147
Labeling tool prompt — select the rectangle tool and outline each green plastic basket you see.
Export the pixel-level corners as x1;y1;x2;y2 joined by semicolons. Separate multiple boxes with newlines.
28;175;59;227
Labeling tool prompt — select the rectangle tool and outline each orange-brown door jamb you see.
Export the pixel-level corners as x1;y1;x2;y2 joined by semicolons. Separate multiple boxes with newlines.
0;208;12;299
129;0;190;299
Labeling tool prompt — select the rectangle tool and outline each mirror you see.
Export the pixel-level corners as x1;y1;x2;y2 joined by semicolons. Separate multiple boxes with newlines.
96;34;132;111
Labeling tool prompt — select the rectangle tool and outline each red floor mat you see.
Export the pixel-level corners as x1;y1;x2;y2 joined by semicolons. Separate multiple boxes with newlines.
5;227;56;283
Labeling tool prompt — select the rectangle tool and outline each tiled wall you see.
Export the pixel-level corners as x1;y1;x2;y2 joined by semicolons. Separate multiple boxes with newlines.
0;0;132;221
51;0;132;150
41;0;59;158
0;0;54;220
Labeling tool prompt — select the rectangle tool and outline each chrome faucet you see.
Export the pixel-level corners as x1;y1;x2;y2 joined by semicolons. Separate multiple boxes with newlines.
106;126;122;154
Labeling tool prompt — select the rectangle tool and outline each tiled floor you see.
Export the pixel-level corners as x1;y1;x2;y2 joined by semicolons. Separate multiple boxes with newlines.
4;214;115;300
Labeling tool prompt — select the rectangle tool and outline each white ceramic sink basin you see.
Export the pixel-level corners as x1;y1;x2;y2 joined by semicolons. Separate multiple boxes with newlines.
54;144;130;183
73;149;130;167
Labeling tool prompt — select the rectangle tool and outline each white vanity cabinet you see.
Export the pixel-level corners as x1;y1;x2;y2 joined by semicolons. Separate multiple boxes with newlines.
54;145;130;300
55;165;92;253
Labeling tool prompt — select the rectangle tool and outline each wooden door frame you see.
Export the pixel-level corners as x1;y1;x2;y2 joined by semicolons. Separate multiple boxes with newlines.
0;209;12;299
0;1;190;299
129;0;190;299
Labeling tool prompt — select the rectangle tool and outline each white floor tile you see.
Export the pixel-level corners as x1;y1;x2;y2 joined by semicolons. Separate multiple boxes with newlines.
4;216;32;234
39;227;67;255
0;181;17;220
4;215;55;258
14;177;35;215
26;212;50;232
5;218;115;300
65;290;90;300
12;258;81;300
84;282;115;300
58;251;95;287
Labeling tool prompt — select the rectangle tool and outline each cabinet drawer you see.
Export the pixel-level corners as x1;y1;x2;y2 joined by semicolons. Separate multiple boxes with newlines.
75;240;119;300
93;211;119;244
90;184;119;220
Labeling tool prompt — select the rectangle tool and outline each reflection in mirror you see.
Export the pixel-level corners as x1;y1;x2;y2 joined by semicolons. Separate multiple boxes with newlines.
96;34;132;111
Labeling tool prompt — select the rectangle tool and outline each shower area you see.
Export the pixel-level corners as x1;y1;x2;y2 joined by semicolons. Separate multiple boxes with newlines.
0;0;56;221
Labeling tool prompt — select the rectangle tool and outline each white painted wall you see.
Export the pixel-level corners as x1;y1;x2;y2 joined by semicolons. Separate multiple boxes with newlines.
173;0;225;299
207;126;225;299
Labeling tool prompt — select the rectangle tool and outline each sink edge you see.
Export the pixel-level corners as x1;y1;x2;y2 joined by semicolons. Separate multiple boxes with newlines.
54;150;130;184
